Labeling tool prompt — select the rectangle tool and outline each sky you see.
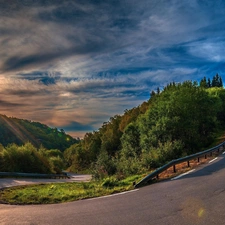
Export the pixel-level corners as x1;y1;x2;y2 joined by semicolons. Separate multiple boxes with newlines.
1;0;225;138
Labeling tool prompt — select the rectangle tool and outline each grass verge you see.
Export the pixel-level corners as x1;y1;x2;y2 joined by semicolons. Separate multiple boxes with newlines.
0;175;142;205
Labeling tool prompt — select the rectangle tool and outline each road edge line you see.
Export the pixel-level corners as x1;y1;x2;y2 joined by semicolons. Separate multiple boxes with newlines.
171;169;196;181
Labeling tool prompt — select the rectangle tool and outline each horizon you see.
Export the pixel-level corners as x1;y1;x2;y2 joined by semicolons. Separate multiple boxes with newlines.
1;1;225;138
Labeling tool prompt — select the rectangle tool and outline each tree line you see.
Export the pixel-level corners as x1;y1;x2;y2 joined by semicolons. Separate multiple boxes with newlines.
200;74;223;88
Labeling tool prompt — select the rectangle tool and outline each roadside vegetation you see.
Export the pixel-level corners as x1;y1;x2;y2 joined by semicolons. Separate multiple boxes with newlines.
0;175;141;204
0;142;65;174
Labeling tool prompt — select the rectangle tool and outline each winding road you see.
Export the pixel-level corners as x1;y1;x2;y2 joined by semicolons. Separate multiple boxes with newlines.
1;155;225;225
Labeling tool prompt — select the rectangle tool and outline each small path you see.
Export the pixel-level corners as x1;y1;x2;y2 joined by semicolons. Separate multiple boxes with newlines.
0;174;92;189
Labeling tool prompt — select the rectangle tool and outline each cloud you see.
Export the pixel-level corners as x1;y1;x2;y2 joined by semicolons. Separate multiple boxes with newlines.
1;0;225;137
0;1;139;74
61;121;95;132
187;40;225;62
0;99;27;108
18;70;61;85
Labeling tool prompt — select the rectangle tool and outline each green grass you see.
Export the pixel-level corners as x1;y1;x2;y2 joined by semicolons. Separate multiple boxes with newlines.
0;174;143;205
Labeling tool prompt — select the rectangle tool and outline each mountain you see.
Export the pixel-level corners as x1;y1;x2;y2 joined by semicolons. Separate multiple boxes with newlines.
0;114;78;151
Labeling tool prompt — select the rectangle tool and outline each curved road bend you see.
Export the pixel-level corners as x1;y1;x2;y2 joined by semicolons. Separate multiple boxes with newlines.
1;156;225;225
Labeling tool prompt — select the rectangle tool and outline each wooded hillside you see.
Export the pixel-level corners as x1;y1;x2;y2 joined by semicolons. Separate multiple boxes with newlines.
64;74;225;178
0;114;78;151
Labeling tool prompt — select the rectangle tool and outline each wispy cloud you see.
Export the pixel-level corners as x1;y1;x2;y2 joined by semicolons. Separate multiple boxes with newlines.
0;0;225;137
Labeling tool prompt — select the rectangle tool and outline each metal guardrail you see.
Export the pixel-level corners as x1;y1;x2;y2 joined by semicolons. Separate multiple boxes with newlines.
135;141;225;188
0;172;70;179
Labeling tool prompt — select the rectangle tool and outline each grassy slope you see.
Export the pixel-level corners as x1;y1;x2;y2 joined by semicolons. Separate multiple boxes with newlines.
0;175;142;205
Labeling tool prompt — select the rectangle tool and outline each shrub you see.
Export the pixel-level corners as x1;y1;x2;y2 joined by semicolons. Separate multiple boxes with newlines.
101;177;119;188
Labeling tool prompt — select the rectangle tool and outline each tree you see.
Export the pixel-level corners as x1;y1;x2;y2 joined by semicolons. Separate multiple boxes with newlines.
120;123;141;158
207;78;211;88
212;74;223;87
200;77;207;88
151;90;156;97
219;77;223;87
156;87;160;94
138;81;218;155
99;115;122;156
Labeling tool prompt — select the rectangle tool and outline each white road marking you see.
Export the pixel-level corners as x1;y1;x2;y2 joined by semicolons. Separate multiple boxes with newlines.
209;157;218;163
222;151;225;155
87;189;139;201
171;169;196;181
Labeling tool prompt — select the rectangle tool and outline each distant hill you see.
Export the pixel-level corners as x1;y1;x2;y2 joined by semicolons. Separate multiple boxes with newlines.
0;114;79;151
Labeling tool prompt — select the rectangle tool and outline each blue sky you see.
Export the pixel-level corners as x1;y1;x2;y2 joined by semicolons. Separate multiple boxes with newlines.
0;0;225;138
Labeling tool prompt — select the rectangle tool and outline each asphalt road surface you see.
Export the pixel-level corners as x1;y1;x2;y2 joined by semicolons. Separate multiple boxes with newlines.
1;155;225;225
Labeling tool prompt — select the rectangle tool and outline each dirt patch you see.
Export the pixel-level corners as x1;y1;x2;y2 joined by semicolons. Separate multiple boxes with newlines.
157;147;224;181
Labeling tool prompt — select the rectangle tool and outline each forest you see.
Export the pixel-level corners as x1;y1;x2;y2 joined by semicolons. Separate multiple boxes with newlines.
0;74;225;178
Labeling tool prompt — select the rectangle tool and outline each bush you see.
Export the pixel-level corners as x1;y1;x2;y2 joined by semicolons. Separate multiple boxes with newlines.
117;156;142;176
92;150;117;179
49;156;65;174
0;142;63;174
101;177;119;188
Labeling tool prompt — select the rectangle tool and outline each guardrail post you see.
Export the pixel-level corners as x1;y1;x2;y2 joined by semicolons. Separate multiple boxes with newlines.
187;161;190;167
198;157;200;162
173;165;176;173
205;154;207;159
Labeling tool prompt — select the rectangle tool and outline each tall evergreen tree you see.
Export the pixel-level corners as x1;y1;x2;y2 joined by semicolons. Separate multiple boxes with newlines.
156;87;160;94
200;77;207;88
212;73;221;87
219;77;223;87
207;78;211;88
150;90;156;97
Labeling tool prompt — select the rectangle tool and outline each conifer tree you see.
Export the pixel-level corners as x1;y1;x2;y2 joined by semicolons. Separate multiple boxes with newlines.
212;73;221;87
151;90;156;97
219;77;223;87
156;87;160;94
207;78;211;88
200;77;207;88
